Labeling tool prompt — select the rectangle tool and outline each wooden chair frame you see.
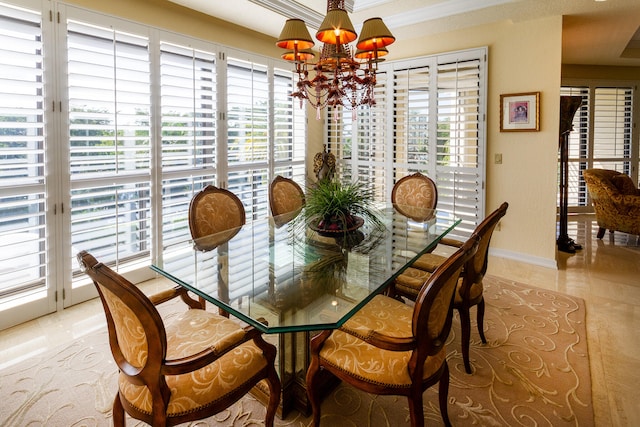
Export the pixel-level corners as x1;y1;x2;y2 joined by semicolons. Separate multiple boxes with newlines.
390;201;509;373
77;251;281;427
306;237;479;427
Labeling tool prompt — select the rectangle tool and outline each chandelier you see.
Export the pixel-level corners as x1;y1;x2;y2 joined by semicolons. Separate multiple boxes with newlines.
276;0;395;119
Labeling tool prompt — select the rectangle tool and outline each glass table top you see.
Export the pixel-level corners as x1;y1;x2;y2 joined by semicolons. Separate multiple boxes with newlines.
152;205;460;333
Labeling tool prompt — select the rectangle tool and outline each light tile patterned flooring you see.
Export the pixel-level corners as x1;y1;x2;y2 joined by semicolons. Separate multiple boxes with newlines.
0;214;638;425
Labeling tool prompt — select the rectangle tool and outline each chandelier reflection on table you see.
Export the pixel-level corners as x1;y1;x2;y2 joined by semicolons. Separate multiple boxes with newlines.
276;0;395;119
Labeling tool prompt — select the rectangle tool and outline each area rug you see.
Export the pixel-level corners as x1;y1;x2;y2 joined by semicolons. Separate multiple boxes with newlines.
0;275;593;426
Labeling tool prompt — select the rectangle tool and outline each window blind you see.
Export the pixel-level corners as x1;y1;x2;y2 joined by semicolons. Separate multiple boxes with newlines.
67;20;152;271
159;42;218;253
0;2;46;297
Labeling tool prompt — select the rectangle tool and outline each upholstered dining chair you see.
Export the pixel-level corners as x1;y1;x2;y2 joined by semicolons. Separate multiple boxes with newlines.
269;175;305;227
391;172;438;222
77;250;281;427
188;185;246;252
306;236;479;427
390;201;508;374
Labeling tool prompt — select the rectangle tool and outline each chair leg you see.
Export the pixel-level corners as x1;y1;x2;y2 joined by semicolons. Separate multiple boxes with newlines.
458;306;473;374
407;388;425;427
476;298;487;344
264;369;281;427
306;357;323;426
438;362;452;427
113;394;125;427
597;227;605;239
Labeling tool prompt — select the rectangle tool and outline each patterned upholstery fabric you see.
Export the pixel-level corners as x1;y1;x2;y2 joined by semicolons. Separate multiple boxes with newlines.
319;294;446;387
189;186;245;250
99;284;269;417
269;176;304;227
583;169;640;236
391;172;438;222
395;266;480;304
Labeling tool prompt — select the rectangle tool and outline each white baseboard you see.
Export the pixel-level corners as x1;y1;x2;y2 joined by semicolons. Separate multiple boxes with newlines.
489;248;558;270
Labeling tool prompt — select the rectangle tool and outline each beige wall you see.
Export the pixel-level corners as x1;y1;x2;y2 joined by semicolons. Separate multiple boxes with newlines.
562;64;640;80
63;0;563;267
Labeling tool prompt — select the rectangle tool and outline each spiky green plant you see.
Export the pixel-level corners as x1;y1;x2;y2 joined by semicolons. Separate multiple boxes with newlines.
299;178;383;232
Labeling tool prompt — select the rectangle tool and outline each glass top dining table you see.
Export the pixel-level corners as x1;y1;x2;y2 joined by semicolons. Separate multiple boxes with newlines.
151;204;460;334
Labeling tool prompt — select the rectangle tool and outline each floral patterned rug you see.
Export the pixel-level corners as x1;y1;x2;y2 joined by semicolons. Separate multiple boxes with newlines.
0;275;593;426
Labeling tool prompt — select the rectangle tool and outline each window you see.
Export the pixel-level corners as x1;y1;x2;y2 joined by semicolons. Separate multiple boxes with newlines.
560;83;638;212
0;0;304;327
329;49;487;238
0;1;46;303
67;20;153;280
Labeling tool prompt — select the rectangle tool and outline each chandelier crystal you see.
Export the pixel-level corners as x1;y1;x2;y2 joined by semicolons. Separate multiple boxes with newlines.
276;0;395;119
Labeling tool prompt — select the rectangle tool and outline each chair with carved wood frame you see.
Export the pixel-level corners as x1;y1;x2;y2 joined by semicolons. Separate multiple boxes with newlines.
391;172;438;222
77;250;281;427
389;201;508;374
188;185;246;252
269;175;305;227
306;236;479;427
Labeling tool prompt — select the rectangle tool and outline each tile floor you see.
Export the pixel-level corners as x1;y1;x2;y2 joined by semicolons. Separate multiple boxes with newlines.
0;214;638;425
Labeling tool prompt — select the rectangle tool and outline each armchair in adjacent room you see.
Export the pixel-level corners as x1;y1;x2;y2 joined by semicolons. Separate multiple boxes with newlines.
583;168;640;238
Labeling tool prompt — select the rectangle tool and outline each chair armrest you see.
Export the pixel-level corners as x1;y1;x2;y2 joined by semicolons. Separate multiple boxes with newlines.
163;324;264;375
438;237;464;248
338;321;416;352
148;286;203;309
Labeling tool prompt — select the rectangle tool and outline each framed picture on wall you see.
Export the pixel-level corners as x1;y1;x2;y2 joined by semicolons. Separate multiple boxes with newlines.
500;92;540;132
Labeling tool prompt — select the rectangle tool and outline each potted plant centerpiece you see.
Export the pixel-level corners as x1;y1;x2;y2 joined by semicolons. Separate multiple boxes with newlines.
299;178;383;236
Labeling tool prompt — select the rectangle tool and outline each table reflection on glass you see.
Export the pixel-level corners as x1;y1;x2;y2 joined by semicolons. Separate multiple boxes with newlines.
151;204;460;416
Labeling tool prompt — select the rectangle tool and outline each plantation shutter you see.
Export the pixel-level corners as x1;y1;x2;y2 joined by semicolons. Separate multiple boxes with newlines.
392;65;431;175
592;87;633;171
0;2;47;298
434;57;483;236
66;20;152;278
325;71;389;199
389;53;484;238
226;57;269;221
159;41;217;253
355;71;389;201
273;67;306;183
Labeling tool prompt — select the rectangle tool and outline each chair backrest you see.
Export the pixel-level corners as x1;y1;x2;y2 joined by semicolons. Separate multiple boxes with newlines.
76;250;168;392
465;201;509;284
584;168;639;202
413;235;479;357
391;172;438;221
189;185;246;251
269;175;305;226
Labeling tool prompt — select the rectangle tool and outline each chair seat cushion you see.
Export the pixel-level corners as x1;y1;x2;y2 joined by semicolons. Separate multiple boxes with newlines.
412;252;448;271
119;309;268;417
395;267;481;304
319;295;445;388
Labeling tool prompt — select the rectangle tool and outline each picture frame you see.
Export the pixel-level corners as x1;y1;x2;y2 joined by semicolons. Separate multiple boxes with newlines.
500;92;540;132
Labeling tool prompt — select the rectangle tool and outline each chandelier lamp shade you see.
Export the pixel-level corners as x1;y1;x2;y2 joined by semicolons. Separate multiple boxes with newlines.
276;0;395;118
